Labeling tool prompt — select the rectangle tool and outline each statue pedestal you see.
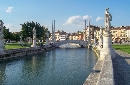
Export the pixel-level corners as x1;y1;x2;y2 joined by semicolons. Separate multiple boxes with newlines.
31;39;37;48
0;39;5;54
100;32;116;60
45;39;50;47
87;36;91;48
31;44;37;48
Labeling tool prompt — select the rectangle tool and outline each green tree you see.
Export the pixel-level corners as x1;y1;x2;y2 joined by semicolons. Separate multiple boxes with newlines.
3;26;10;40
20;21;48;41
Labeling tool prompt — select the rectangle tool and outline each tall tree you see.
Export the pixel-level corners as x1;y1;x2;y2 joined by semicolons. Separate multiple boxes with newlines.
20;21;47;41
3;26;10;40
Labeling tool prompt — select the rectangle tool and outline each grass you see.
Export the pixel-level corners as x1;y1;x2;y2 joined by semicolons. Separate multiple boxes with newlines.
4;43;31;49
112;44;130;54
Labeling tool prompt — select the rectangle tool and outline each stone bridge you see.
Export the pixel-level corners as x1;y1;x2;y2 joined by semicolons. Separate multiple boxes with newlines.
54;40;88;47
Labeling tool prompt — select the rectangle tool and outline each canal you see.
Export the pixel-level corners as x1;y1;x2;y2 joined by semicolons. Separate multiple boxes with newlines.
0;48;97;85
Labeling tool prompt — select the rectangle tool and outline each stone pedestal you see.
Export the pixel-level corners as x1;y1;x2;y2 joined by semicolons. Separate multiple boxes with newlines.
31;40;37;48
0;20;5;54
0;39;5;54
97;35;103;50
100;32;116;60
87;36;91;48
45;39;50;47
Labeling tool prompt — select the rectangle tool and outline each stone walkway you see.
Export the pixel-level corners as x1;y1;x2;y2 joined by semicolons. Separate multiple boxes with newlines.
113;50;130;85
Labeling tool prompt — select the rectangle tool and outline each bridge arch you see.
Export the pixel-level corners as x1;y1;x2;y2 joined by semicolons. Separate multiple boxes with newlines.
54;40;88;47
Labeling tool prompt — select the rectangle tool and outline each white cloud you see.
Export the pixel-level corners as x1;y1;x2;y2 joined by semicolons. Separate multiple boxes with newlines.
6;23;14;29
96;17;104;22
6;7;13;13
83;15;92;20
63;15;92;26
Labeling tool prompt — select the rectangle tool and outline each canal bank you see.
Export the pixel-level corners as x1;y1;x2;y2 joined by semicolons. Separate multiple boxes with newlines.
0;45;56;61
83;46;114;85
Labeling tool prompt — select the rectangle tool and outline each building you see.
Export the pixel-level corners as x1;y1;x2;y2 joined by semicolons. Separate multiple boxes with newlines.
111;26;128;42
59;31;67;41
126;26;130;41
77;32;84;40
83;25;100;41
50;30;68;41
68;33;78;40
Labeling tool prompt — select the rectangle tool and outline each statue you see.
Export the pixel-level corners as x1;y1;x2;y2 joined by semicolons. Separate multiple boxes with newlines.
45;31;49;46
33;27;36;40
20;34;23;45
105;8;112;32
0;21;4;39
100;26;103;35
31;27;37;47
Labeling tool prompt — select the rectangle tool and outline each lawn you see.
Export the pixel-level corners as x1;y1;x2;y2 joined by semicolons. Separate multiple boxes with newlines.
4;43;31;49
112;44;130;54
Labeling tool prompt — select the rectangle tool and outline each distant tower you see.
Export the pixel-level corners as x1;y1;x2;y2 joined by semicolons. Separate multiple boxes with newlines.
84;20;87;41
87;19;91;48
54;20;55;42
51;20;56;43
52;20;54;43
0;20;5;54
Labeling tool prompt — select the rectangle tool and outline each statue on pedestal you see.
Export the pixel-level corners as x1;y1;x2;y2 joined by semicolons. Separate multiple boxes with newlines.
105;8;112;32
33;27;36;40
45;31;50;46
20;34;23;45
31;27;37;48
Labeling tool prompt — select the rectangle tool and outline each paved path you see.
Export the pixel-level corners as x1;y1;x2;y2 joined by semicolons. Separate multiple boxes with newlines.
113;50;130;85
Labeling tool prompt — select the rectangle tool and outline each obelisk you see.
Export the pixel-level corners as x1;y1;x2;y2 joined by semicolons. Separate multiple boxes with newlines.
87;20;91;48
52;21;54;43
84;20;86;41
54;20;55;42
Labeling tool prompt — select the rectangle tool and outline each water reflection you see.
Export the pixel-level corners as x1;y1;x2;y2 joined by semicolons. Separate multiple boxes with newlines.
0;48;97;85
59;43;81;48
0;64;6;84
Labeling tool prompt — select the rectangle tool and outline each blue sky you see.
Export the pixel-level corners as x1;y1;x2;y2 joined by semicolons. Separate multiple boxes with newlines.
0;0;130;32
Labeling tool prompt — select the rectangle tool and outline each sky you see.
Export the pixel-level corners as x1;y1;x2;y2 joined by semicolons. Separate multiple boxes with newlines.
0;0;130;33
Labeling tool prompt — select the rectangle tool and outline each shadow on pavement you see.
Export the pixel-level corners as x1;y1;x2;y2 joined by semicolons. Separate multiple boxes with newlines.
113;51;130;85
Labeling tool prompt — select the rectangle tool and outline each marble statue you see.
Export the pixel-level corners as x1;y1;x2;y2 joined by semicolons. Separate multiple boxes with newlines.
45;31;50;46
20;34;23;45
33;27;36;40
100;8;116;59
31;27;37;47
105;8;112;32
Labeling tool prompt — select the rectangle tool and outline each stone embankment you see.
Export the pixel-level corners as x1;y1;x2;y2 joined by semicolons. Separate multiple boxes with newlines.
0;45;56;61
83;47;114;85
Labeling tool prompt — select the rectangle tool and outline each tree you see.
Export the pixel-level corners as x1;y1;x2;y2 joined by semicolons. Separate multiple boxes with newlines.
3;26;10;40
20;21;48;42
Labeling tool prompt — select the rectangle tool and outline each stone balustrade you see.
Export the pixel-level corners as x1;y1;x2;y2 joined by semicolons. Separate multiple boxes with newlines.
83;53;114;85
